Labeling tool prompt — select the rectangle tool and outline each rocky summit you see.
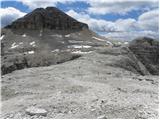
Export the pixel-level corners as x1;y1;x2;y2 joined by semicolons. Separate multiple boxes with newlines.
5;7;88;30
1;7;109;75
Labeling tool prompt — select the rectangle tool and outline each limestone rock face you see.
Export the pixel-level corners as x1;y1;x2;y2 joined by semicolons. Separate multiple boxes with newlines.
5;7;88;30
129;37;159;75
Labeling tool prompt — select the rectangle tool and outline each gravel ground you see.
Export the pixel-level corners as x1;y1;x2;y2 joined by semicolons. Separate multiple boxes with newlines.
1;50;159;119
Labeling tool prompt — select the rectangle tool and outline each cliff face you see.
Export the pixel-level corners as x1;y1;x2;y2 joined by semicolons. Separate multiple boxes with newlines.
129;37;159;75
5;7;88;30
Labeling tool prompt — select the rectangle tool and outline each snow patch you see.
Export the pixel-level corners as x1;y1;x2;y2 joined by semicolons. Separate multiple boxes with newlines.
0;35;5;40
65;34;70;37
92;36;105;41
11;42;19;49
30;41;36;47
22;34;26;37
30;41;35;45
72;50;92;54
82;45;92;48
69;40;83;43
124;42;129;45
51;49;59;52
28;51;34;54
24;51;35;54
106;41;113;45
12;42;16;46
68;45;92;49
118;42;122;45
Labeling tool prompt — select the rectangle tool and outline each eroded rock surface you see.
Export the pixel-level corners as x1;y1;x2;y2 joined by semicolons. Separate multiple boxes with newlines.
129;37;159;75
1;49;158;119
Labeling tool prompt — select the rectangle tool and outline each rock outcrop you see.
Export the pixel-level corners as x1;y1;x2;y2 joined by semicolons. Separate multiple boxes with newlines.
5;7;88;30
129;37;159;75
98;47;150;75
25;106;48;116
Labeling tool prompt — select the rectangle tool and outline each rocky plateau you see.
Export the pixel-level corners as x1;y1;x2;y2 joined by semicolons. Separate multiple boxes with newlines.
0;7;159;119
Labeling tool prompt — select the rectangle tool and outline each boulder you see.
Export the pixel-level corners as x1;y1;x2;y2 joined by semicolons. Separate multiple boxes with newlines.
25;106;48;116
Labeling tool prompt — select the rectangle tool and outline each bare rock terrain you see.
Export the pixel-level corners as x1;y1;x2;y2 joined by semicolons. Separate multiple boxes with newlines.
129;37;159;75
1;47;158;119
1;6;159;119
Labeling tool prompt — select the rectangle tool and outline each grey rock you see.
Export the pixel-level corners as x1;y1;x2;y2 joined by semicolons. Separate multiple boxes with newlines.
129;37;159;75
5;7;88;30
25;106;48;116
97;115;107;119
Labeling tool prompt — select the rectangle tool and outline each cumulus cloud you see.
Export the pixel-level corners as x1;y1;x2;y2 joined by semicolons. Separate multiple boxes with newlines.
114;9;159;32
66;9;159;41
104;31;158;41
66;10;118;32
138;9;159;31
0;7;26;27
104;10;159;40
15;0;158;15
86;0;158;15
115;18;138;31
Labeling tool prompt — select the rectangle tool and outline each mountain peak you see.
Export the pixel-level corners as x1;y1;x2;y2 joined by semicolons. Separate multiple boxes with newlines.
5;7;88;30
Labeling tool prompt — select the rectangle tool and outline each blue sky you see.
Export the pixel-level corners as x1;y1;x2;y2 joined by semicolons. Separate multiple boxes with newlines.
0;0;159;40
1;1;146;21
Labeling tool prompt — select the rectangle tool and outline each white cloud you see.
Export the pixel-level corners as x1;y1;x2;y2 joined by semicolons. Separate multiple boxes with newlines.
67;10;137;32
66;9;159;41
17;0;56;9
0;7;26;27
114;9;159;32
115;18;138;31
86;0;158;15
15;0;158;15
104;31;158;41
138;9;159;31
66;10;118;32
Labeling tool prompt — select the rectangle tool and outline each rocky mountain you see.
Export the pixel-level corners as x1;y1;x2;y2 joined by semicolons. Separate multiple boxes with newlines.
1;7;112;75
1;7;111;51
1;6;159;119
1;7;159;76
5;7;88;30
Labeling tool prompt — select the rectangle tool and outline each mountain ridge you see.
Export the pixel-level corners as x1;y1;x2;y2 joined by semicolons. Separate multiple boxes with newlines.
5;7;88;30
